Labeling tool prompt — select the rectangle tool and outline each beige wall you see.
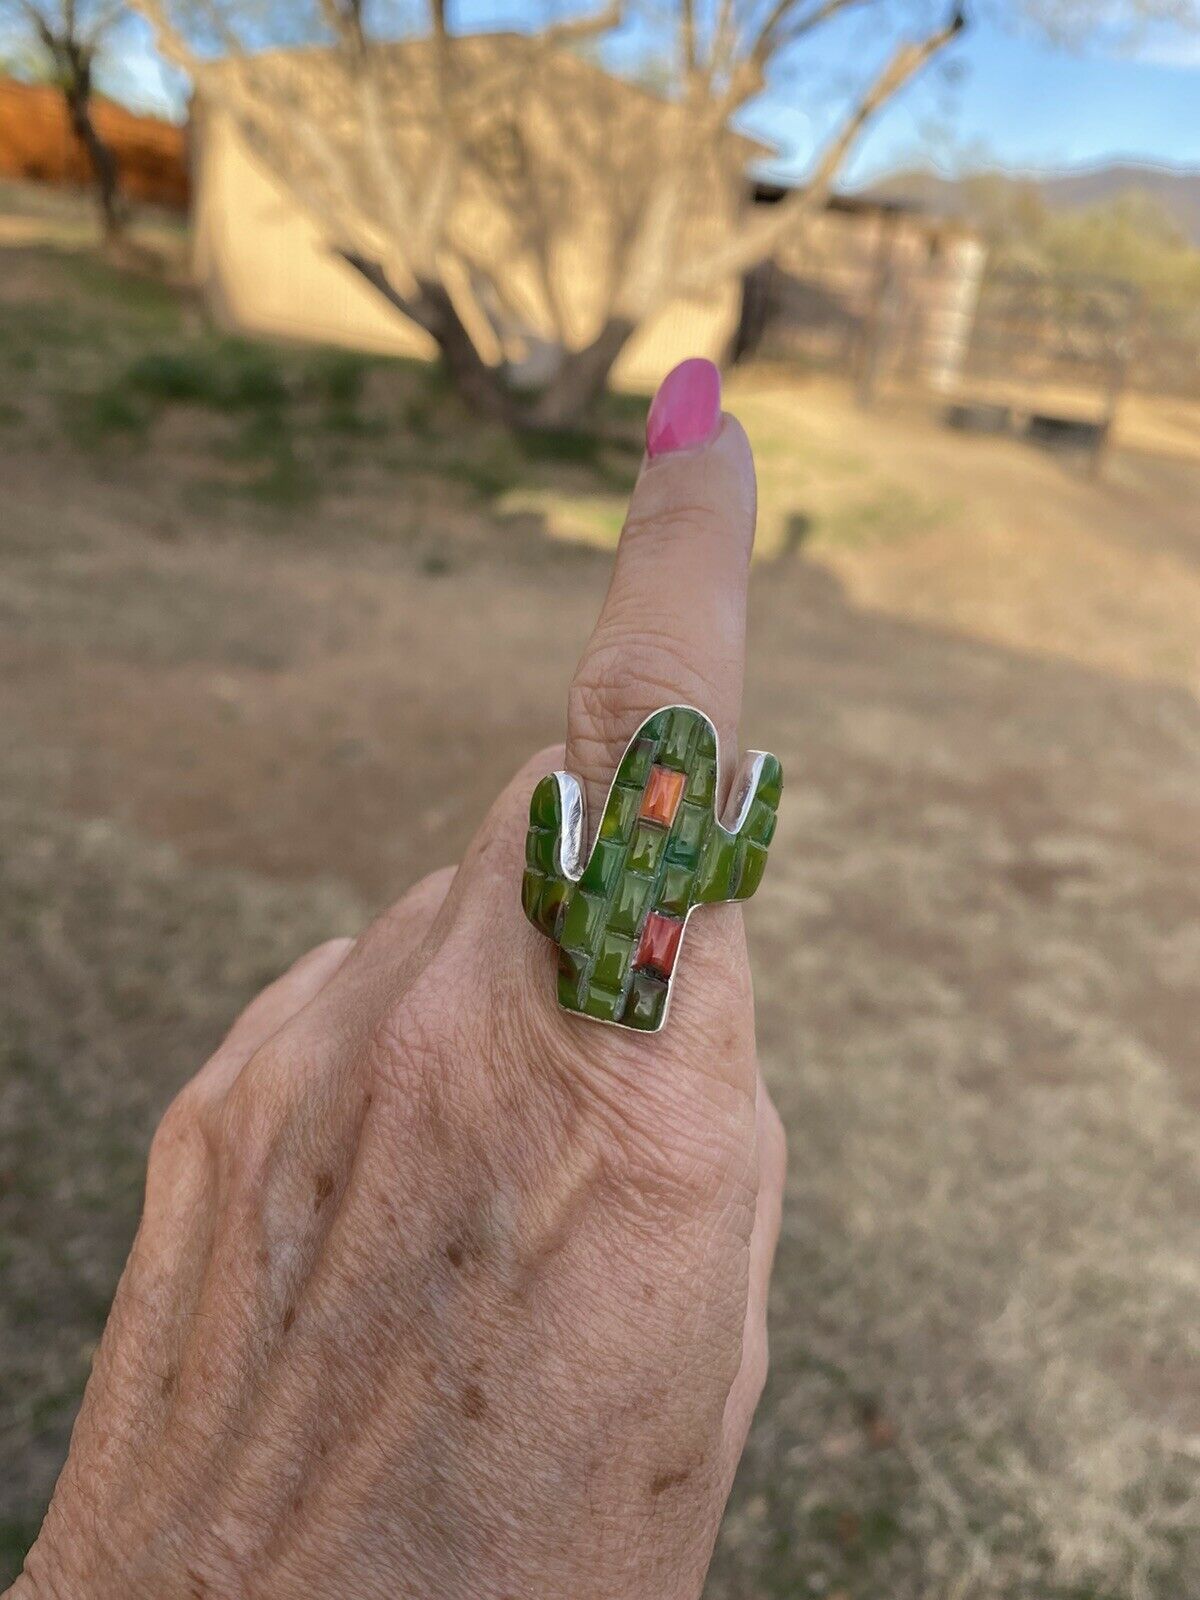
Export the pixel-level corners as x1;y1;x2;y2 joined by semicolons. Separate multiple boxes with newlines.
191;107;742;394
192;112;436;362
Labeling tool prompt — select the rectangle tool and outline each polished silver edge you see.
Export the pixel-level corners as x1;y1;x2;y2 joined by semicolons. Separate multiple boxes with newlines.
721;750;768;836
551;770;586;882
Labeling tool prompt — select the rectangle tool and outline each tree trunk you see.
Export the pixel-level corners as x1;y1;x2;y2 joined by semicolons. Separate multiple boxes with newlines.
526;317;635;430
66;81;122;241
415;278;529;427
340;253;529;425
344;255;640;432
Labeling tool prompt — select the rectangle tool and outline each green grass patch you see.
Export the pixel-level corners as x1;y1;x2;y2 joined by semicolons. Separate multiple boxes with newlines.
2;241;642;520
810;486;956;550
54;252;183;331
302;348;369;410
123;342;289;410
60;386;149;445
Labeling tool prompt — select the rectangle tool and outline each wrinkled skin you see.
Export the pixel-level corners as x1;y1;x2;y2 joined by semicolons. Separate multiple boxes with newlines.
10;412;786;1600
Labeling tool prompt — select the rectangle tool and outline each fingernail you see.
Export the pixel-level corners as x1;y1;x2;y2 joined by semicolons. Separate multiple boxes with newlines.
645;358;722;458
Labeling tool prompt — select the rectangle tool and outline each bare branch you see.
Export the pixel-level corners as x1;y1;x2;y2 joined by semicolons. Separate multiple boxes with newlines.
680;6;966;291
539;0;622;47
718;0;879;117
772;0;877;49
134;0;399;269
798;6;965;202
314;0;415;255
680;0;696;75
338;250;430;330
125;0;963;427
19;0;60;56
318;0;366;54
710;0;737;79
82;0;125;45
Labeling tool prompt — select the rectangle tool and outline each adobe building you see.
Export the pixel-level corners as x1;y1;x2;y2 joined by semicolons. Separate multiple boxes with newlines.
187;35;985;393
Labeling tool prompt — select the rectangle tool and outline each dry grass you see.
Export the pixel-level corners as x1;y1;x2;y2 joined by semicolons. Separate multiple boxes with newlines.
2;183;1200;1597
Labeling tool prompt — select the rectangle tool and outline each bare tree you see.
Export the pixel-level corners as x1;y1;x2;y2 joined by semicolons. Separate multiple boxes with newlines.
4;1;129;238
134;0;968;426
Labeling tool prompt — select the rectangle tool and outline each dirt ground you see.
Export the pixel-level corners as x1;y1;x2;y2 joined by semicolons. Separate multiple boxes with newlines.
2;195;1200;1597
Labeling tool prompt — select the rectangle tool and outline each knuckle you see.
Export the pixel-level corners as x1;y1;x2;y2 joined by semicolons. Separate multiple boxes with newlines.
589;1061;757;1227
366;864;454;946
621;500;725;546
215;1076;281;1186
214;1038;321;1185
145;1082;216;1208
570;633;715;751
147;1086;203;1172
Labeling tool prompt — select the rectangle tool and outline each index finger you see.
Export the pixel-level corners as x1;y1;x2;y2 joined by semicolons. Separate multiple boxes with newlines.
565;358;757;823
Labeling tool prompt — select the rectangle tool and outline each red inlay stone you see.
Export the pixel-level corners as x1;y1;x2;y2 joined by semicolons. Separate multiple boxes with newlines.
635;911;684;978
639;764;686;828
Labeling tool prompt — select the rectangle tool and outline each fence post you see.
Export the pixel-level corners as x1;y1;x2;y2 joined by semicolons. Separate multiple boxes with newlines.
856;214;901;408
1091;285;1137;479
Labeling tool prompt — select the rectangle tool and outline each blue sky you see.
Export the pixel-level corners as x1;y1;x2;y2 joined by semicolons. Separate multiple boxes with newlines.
783;10;1200;184
84;4;1200;182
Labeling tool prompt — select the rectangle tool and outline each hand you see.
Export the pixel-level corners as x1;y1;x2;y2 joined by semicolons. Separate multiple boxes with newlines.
11;362;786;1600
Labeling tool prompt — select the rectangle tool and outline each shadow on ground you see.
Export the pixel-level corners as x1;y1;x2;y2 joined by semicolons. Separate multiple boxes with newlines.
2;497;1198;1596
3;190;1200;1595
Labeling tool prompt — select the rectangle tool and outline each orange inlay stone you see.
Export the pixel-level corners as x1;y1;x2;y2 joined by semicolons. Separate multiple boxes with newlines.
639;764;686;828
635;911;684;978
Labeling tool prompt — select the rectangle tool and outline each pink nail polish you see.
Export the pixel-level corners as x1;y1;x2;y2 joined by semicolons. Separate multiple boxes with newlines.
645;358;722;458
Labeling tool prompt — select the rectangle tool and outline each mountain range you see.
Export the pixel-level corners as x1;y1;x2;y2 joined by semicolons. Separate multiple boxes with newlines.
865;162;1200;245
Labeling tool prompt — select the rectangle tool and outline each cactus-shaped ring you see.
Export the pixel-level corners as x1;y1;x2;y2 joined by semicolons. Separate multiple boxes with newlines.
522;705;782;1032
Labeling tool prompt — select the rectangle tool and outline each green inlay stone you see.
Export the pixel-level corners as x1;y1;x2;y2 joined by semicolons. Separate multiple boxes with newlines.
756;755;783;809
622;971;668;1030
618;736;657;788
666;802;707;869
538;876;570;940
696;830;737;902
630;825;668;876
745;796;777;849
659;709;697;770
526;826;558;876
609;871;654;936
627;821;667;876
529;775;560;830
734;840;769;898
580;837;626;896
561;890;603;952
686;756;716;806
658;863;694;918
521;705;781;1031
557;947;587;1010
521;870;543;924
582;983;623;1022
594;930;634;991
599;783;639;843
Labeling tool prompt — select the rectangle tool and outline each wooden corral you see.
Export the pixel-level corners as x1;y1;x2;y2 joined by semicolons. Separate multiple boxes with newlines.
736;191;1199;472
0;76;188;210
735;190;987;395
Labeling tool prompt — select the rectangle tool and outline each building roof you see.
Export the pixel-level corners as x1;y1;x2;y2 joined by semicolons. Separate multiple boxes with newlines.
195;29;774;168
